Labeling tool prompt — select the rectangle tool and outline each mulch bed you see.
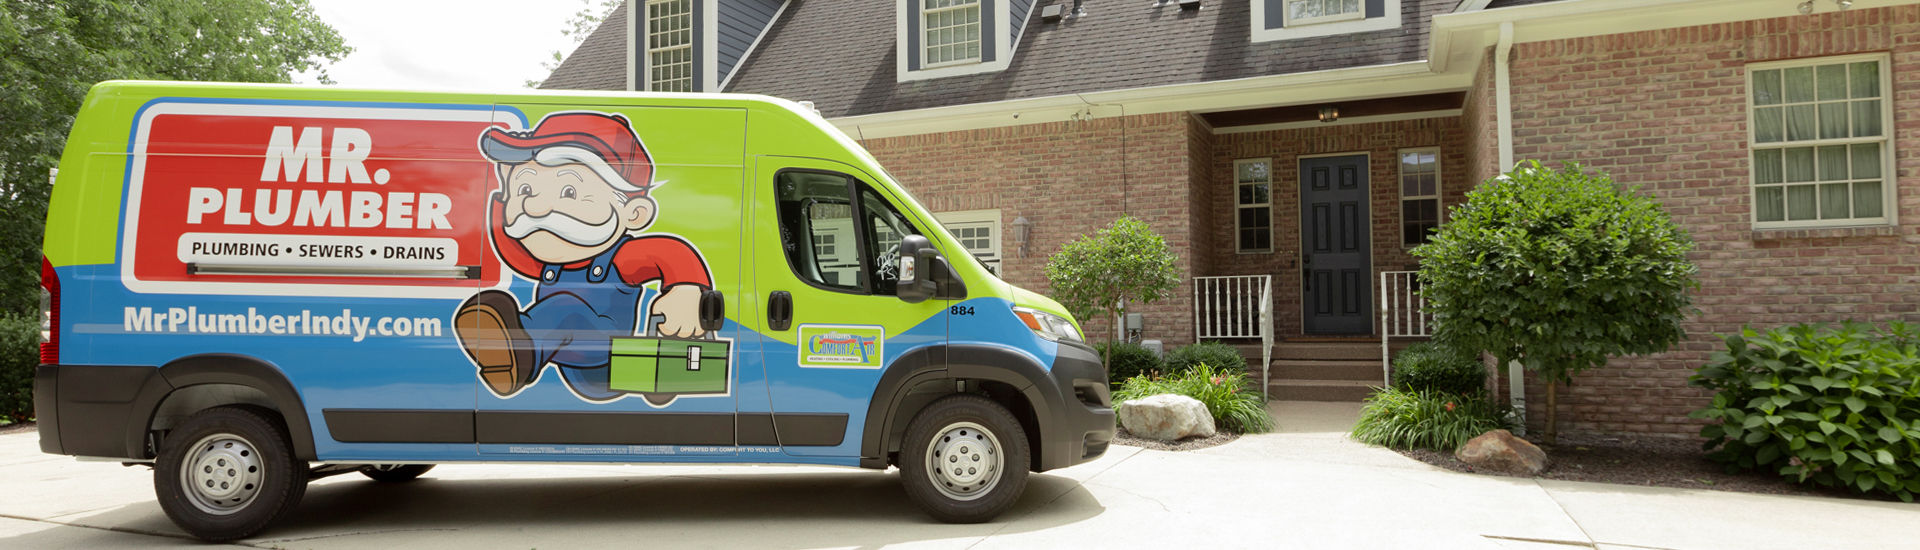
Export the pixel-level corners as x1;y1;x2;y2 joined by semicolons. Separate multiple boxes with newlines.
1398;432;1893;500
1112;428;1239;451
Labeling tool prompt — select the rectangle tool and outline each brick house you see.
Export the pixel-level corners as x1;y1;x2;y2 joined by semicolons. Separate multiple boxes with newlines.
540;0;1920;437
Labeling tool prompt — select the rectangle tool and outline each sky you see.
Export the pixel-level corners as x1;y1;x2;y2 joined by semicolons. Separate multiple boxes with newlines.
297;0;605;91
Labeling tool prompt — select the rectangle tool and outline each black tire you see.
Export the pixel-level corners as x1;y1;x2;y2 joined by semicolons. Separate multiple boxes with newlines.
153;406;308;542
359;464;435;483
898;394;1030;523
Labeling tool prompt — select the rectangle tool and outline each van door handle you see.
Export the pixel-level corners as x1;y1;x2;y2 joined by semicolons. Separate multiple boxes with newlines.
699;290;725;331
767;291;793;331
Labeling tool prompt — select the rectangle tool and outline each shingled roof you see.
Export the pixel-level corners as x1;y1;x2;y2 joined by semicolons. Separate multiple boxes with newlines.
537;1;1466;115
539;2;628;91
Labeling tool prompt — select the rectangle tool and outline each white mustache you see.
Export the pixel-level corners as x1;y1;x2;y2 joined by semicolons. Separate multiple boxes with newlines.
503;210;620;246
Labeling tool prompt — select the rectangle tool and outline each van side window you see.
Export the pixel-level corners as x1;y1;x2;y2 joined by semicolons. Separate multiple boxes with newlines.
774;170;920;294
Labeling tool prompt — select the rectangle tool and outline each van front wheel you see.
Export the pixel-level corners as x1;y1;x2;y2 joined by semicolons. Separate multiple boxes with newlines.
899;394;1030;523
154;406;308;542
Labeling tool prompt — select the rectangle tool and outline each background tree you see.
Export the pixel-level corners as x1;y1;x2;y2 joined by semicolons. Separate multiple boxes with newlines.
526;0;621;88
0;0;349;317
1044;216;1181;344
1413;161;1699;444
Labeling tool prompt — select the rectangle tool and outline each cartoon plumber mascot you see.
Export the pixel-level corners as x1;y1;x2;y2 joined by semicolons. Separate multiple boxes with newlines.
455;112;711;401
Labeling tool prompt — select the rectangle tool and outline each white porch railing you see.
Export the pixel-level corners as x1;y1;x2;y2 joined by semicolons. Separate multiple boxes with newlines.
1379;271;1433;387
1193;275;1273;400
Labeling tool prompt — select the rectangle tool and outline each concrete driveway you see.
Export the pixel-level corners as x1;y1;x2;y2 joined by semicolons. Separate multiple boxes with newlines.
3;402;1916;549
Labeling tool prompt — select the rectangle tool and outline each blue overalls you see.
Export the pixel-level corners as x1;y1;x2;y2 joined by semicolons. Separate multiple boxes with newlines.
518;236;652;401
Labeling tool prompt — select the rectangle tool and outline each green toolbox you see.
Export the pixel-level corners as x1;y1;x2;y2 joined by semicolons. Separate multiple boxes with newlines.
608;336;731;394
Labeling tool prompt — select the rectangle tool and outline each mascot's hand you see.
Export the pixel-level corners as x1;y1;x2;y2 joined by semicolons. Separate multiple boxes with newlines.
651;284;706;338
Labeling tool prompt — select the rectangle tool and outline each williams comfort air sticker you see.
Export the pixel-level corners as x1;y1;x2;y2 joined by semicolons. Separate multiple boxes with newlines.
797;324;884;369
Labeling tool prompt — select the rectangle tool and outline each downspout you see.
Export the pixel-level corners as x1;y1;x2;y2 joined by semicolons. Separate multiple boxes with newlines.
1495;20;1525;436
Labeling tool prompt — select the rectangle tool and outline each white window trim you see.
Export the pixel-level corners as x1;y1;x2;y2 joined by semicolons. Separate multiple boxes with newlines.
1746;52;1897;230
631;0;718;92
1250;0;1401;43
1234;158;1275;254
1398;147;1441;247
642;0;695;92
896;0;1013;82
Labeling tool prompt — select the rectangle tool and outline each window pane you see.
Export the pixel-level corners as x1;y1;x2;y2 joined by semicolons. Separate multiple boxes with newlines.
1854;181;1883;218
1850;61;1880;99
778;172;860;292
1420;199;1439;221
860;187;920;296
1818;102;1850;139
1784;147;1815;183
1817;145;1848;181
1754;106;1784;143
1756;186;1786;222
1402;176;1418;197
1786;185;1817;220
1420;174;1438;197
1816;64;1848;101
1753;69;1783;105
1253;183;1270;203
1819;183;1850;219
1851;143;1881;179
1239;208;1260;227
1784;67;1815;103
1786;104;1817;141
1852;100;1882;137
1754;149;1784;184
1239;185;1253;204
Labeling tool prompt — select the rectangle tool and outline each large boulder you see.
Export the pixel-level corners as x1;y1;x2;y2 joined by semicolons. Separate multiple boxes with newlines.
1118;394;1216;441
1455;429;1548;476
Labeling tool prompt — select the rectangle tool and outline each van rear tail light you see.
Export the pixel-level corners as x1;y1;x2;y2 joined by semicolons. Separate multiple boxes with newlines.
39;256;58;365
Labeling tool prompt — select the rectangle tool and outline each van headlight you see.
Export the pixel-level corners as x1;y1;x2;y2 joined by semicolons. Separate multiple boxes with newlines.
1013;307;1082;343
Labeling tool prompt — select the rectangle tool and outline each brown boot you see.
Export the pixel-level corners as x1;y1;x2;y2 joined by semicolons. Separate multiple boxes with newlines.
456;290;536;396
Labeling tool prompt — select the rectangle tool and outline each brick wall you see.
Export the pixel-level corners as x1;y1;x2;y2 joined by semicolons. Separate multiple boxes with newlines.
1207;118;1468;337
1507;5;1920;436
858;112;1206;345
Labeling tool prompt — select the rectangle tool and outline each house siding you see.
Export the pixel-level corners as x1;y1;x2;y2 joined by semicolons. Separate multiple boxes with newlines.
718;0;784;84
859;113;1203;345
1206;118;1468;338
1505;5;1920;436
1010;0;1034;48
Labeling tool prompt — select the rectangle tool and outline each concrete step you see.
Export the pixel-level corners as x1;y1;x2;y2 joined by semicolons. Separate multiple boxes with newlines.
1266;380;1379;402
1274;342;1383;361
1269;359;1385;382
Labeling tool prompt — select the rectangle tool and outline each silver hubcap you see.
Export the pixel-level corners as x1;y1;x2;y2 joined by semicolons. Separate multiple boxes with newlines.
180;434;266;515
924;421;1002;501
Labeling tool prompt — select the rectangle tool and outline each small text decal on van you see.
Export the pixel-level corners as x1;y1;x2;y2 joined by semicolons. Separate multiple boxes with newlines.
798;325;885;368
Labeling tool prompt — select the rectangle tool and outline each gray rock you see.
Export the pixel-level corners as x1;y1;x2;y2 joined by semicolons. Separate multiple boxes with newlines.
1118;394;1217;441
1455;429;1548;476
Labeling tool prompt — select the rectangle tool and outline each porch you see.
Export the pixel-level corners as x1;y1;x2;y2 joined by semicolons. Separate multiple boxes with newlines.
1192;272;1430;402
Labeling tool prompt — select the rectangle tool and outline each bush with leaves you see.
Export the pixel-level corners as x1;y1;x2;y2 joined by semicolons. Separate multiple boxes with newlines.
0;316;40;424
1097;342;1164;387
1044;216;1181;343
1414;161;1698;443
1351;388;1512;452
1391;342;1486;396
1116;364;1273;434
1164;341;1246;374
1689;322;1920;501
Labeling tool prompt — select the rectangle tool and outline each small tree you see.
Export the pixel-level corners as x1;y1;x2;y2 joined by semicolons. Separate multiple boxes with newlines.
1413;161;1698;444
1044;216;1181;343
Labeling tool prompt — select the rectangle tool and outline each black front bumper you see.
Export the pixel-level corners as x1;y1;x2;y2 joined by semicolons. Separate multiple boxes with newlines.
1044;341;1115;469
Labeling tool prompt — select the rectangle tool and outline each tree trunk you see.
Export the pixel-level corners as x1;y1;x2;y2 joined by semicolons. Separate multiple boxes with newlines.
1544;379;1559;446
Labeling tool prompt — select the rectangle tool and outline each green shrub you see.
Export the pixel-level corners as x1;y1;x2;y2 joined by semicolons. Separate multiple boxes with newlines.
1115;364;1273;434
1097;342;1164;386
1163;341;1246;373
0;316;39;424
1351;388;1512;452
1391;342;1486;396
1689;322;1920;502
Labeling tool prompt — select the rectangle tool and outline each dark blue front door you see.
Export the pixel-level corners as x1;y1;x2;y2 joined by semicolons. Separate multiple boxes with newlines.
1299;155;1371;335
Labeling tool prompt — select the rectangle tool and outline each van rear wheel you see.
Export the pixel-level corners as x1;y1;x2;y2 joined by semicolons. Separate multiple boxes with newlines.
899;394;1029;523
154;406;308;542
360;464;434;482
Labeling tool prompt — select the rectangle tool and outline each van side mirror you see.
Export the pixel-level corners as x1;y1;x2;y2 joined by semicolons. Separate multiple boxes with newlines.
896;235;965;303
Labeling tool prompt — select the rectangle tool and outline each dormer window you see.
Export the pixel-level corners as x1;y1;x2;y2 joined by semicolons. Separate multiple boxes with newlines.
923;0;983;67
645;0;694;92
1286;0;1361;26
1252;0;1400;42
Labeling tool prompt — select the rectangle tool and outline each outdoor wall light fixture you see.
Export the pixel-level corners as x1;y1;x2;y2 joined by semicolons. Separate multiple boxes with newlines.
1318;106;1339;123
1801;0;1852;14
1012;216;1033;258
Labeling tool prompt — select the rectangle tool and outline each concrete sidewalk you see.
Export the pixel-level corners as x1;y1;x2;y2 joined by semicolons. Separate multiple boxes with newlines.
1;402;1914;549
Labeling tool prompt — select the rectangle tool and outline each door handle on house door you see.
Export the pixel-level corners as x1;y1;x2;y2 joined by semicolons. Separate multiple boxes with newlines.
1302;253;1311;291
